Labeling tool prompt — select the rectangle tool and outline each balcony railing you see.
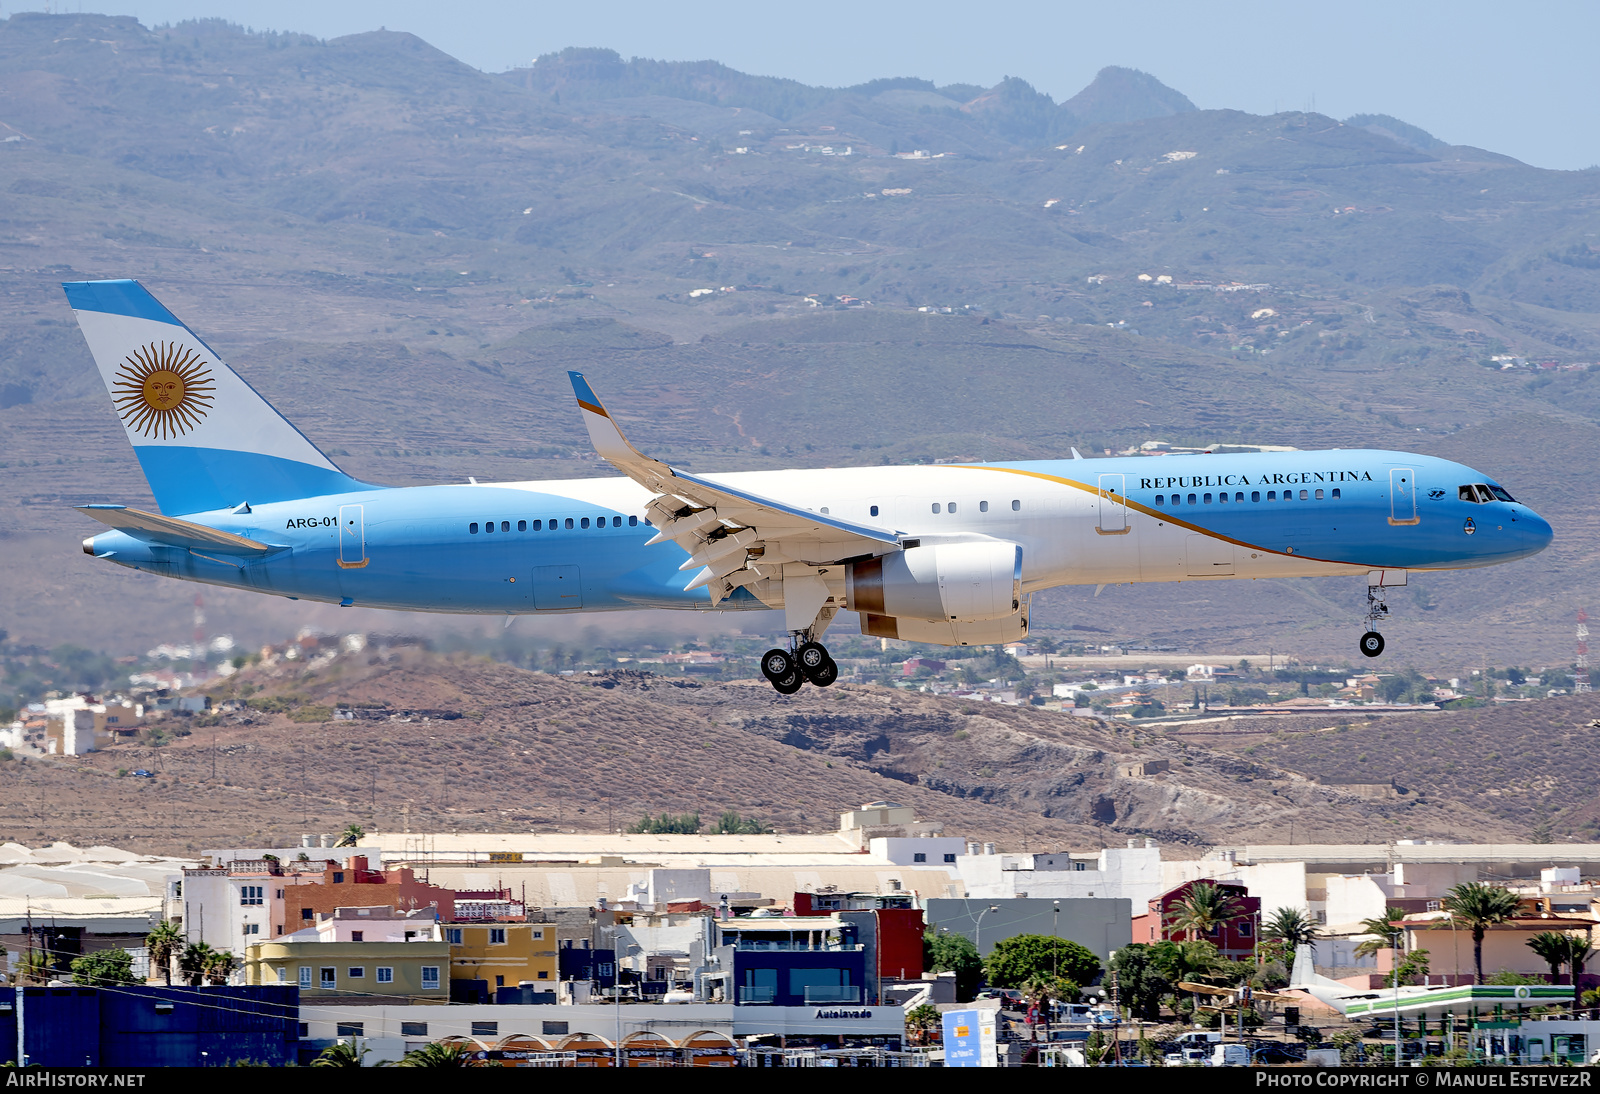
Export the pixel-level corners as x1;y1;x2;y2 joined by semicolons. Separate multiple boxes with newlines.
730;941;863;952
803;986;861;1004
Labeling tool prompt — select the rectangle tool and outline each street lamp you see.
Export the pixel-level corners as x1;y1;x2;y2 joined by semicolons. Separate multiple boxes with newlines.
975;905;1000;958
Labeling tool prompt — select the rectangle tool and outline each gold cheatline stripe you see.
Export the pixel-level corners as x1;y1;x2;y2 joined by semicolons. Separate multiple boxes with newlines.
951;464;1387;570
576;400;608;417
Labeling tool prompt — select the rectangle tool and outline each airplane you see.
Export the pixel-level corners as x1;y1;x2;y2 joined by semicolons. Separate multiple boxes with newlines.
65;279;1553;694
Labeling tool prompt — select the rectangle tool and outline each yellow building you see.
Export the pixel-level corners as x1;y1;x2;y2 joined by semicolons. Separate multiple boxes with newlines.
244;939;451;1004
445;922;558;992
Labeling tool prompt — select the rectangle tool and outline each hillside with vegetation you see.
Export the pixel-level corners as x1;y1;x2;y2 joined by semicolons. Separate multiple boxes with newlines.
0;647;1528;854
1;12;1598;669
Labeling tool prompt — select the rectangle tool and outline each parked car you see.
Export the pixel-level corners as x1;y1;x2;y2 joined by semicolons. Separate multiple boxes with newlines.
1210;1043;1252;1067
131;769;155;778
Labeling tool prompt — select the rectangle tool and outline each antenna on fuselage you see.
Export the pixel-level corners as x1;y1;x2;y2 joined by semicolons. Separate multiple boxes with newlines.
1071;448;1085;460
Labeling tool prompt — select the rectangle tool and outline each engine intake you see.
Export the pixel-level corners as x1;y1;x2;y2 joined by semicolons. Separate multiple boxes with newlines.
846;541;1021;622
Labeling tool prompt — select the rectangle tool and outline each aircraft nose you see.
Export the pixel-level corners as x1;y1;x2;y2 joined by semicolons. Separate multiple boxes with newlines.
1520;508;1554;554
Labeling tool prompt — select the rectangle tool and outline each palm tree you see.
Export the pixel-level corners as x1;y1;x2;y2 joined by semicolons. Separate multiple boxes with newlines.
179;942;216;987
1165;882;1247;943
336;824;366;848
1526;931;1572;986
1442;882;1521;985
396;1042;472;1068
204;949;238;986
905;1003;942;1046
1262;907;1320;966
311;1040;368;1068
145;920;182;986
14;948;53;985
1567;933;1593;1019
1352;907;1408;962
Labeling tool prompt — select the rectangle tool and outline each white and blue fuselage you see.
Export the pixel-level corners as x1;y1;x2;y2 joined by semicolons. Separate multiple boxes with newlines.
64;280;1552;664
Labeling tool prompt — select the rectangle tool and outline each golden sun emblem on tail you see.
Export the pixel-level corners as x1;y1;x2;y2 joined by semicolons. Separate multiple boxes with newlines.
112;342;216;439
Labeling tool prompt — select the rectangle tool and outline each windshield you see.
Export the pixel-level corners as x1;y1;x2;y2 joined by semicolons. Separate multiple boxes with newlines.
1488;485;1516;502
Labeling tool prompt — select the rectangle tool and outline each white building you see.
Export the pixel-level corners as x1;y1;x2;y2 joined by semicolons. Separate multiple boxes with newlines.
959;839;1164;906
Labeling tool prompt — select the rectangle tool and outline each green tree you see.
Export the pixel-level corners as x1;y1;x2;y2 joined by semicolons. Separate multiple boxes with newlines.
70;948;137;986
1567;933;1593;1019
1443;882;1521;985
205;949;238;986
1261;907;1320;966
145;920;182;986
983;934;1101;989
1165;882;1246;941
336;824;365;848
396;1042;473;1067
311;1040;368;1067
905;1003;942;1045
627;812;700;834
713;810;770;834
14;948;53;985
179;942;216;987
1389;947;1430;988
924;929;983;1002
1526;931;1572;985
1109;943;1173;1020
1353;907;1408;964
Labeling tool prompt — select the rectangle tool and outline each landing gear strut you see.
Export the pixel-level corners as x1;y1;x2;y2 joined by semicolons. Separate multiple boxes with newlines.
1360;583;1389;658
760;639;839;694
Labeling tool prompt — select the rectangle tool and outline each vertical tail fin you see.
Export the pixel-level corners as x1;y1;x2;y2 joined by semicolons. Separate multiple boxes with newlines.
63;279;372;515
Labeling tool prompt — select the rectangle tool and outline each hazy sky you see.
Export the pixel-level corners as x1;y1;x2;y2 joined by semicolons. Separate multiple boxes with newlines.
11;0;1599;170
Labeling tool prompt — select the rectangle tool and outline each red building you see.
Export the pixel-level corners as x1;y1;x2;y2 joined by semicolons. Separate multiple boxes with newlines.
274;856;466;936
1130;879;1260;960
793;891;924;988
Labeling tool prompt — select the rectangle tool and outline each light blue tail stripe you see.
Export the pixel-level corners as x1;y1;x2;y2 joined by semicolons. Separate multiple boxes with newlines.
134;447;376;516
62;279;182;325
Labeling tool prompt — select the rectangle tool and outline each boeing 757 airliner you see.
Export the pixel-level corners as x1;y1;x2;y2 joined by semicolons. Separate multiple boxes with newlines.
66;280;1552;693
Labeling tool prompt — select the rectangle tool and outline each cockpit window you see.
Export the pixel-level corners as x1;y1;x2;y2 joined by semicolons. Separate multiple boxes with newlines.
1461;483;1515;503
1488;485;1515;503
1474;484;1497;503
1459;485;1480;503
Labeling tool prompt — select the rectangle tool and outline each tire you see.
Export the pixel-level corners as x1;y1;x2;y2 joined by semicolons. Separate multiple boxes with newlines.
796;642;829;673
761;648;795;683
772;670;804;695
1359;631;1385;658
806;656;839;687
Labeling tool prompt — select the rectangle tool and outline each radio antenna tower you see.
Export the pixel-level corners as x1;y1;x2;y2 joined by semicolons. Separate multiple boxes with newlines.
1577;610;1591;694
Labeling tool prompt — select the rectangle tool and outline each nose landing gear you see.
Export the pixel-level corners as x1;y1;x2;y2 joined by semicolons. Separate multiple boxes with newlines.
1359;572;1405;658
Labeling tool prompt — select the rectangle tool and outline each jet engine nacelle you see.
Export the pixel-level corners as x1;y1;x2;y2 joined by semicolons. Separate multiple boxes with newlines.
846;541;1022;623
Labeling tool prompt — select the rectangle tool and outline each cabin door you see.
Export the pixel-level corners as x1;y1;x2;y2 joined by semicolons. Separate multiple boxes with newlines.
1389;468;1419;525
337;504;367;568
1097;474;1128;534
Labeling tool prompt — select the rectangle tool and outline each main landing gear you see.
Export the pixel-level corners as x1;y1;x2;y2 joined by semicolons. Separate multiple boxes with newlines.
1360;582;1389;658
760;640;839;694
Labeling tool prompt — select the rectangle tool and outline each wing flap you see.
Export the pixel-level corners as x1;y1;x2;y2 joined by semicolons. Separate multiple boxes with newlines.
77;504;278;555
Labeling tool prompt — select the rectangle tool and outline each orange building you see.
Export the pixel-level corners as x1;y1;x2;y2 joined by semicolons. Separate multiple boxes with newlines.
272;856;459;937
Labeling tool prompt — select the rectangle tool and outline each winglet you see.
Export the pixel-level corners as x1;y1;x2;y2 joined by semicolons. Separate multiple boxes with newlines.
567;372;674;490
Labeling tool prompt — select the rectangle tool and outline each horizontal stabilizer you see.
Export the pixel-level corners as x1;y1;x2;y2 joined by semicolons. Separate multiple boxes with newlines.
77;504;278;555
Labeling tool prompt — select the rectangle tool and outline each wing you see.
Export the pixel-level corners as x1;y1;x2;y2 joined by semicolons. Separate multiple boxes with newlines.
569;372;902;605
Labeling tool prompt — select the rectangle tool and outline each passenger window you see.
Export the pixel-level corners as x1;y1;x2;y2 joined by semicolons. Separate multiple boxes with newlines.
1154;495;1164;506
1235;492;1244;502
948;502;957;514
565;518;574;530
613;516;622;527
1314;489;1324;500
1267;491;1276;501
932;503;941;514
1218;493;1228;504
1252;491;1260;502
1187;494;1197;505
533;520;542;531
517;520;526;532
870;505;880;517
469;523;479;534
1299;489;1308;500
485;520;494;533
979;501;989;513
1203;493;1212;504
1489;485;1514;502
820;507;829;515
1331;489;1340;499
1011;499;1021;511
580;517;590;529
501;521;510;532
629;515;639;526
